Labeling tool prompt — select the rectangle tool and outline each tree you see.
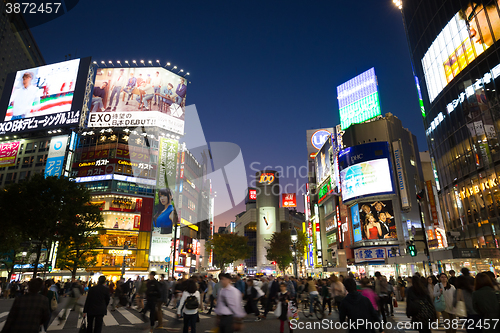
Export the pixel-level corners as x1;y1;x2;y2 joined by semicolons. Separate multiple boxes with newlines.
207;233;252;270
266;229;308;273
0;174;103;277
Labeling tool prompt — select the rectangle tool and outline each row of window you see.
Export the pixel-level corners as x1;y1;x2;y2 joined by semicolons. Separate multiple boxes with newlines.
0;170;43;186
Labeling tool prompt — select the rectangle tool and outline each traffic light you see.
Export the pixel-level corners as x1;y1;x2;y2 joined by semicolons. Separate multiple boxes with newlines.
416;189;426;202
407;241;417;257
48;265;52;273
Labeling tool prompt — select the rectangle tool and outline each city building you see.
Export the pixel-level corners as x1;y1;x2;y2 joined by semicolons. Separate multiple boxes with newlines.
339;113;427;277
234;174;304;275
401;0;500;273
0;2;45;97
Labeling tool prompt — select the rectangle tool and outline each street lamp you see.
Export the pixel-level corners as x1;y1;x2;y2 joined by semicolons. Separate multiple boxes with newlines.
290;228;298;278
121;241;129;279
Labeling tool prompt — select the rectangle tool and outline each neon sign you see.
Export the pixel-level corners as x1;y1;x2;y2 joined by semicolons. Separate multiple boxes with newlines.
259;173;275;185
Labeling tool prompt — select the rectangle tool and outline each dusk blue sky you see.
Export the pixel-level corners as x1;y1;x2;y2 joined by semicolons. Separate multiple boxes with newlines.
31;1;426;227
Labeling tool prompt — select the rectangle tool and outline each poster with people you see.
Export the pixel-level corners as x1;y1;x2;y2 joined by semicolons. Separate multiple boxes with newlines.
87;67;187;135
358;200;396;240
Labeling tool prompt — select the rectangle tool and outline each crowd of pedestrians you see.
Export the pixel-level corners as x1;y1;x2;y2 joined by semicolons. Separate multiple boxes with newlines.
1;269;499;333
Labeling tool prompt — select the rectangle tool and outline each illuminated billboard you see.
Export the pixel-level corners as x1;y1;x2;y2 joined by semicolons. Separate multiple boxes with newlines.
87;67;186;135
338;142;394;202
306;128;333;155
153;137;179;235
315;137;331;186
0;141;21;167
422;4;500;103
337;68;381;130
358;199;396;241
282;193;297;207
0;58;91;134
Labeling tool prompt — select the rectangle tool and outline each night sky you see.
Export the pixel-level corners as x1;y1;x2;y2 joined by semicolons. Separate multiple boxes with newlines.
30;1;426;228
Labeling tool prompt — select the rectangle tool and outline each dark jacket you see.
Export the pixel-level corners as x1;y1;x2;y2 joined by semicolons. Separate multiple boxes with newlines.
269;280;280;299
146;279;161;302
339;291;380;333
472;286;500;333
2;293;50;333
406;286;435;323
83;284;111;316
277;291;291;321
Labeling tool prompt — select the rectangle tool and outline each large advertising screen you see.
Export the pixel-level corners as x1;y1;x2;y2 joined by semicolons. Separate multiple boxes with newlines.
357;199;396;241
339;142;394;202
87;67;186;135
153;137;179;235
0;58;91;134
315;138;332;185
337;67;381;130
422;2;500;103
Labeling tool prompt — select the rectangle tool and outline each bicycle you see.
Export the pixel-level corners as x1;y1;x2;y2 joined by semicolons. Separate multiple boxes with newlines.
298;293;324;320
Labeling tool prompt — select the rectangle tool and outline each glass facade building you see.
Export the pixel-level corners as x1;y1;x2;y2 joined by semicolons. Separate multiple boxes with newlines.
403;0;500;250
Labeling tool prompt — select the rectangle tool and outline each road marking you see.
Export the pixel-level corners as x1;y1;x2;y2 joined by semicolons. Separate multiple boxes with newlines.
117;307;143;324
0;312;8;319
47;310;67;331
103;311;119;326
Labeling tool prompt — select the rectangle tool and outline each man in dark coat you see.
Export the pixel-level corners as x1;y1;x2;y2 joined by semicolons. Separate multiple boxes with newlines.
339;278;380;333
1;278;50;333
83;275;110;333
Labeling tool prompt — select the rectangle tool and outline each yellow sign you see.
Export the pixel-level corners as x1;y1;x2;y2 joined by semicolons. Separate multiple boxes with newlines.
459;177;498;200
181;218;199;231
108;249;132;255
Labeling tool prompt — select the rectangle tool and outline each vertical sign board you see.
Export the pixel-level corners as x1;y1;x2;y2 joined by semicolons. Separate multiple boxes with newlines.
392;141;409;208
282;193;297;207
45;135;69;177
0;141;21;167
426;180;439;226
351;204;362;242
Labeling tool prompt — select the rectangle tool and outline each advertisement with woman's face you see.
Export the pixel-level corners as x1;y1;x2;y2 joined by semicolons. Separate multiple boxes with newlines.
358;200;396;241
153;187;177;235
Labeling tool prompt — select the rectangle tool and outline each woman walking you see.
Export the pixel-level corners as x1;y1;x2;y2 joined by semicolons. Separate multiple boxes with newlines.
456;274;480;333
177;279;200;333
434;273;456;333
406;275;436;333
472;272;499;333
277;282;293;333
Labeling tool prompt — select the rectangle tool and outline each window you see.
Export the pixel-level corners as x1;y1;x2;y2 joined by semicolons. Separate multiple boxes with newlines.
5;172;16;185
25;142;34;153
22;156;33;168
39;140;50;152
8;158;20;170
19;171;30;181
35;155;46;167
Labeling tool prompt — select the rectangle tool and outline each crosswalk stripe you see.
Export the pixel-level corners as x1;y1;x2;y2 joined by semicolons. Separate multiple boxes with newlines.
47;310;67;331
0;321;5;331
163;309;177;318
103;311;119;326
117;308;143;324
0;312;8;319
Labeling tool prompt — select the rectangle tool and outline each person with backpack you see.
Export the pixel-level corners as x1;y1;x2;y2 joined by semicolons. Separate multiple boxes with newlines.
177;278;200;333
434;273;456;333
339;278;380;333
144;271;162;333
406;275;436;333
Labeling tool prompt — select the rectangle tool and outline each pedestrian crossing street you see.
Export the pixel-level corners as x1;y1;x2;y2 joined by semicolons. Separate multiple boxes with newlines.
390;302;465;333
0;306;214;331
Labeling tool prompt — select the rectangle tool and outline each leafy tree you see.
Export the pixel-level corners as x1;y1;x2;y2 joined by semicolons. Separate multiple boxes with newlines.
266;229;308;273
208;233;252;270
0;174;103;277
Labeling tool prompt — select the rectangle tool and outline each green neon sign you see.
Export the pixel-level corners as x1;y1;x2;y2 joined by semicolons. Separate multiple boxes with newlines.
339;92;381;130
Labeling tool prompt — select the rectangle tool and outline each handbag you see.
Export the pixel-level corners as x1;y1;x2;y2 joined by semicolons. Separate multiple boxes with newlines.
50;293;58;311
393;297;398;308
434;284;446;312
455;289;467;317
79;318;87;333
273;301;282;318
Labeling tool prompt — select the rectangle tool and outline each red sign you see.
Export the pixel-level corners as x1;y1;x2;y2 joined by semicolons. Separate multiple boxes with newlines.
282;193;297;207
249;189;257;201
134;215;141;229
426;181;439;226
258;173;275;185
0;141;20;167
